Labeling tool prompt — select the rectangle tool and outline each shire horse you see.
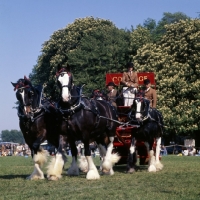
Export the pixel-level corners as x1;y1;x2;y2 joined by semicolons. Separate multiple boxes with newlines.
127;92;164;172
11;77;67;180
56;66;120;180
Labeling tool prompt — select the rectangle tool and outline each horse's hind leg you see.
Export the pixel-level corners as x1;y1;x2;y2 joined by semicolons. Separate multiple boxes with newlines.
102;137;120;174
27;148;48;180
47;152;66;180
97;143;107;172
96;143;115;175
47;136;67;180
67;140;79;176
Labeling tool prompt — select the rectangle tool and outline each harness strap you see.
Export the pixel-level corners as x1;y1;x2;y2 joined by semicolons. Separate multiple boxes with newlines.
88;99;101;128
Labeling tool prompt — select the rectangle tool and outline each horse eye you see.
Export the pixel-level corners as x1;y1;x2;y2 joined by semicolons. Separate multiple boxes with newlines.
19;89;23;93
61;73;64;77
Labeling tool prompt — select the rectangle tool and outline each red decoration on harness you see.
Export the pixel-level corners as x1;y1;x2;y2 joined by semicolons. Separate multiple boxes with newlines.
56;68;71;77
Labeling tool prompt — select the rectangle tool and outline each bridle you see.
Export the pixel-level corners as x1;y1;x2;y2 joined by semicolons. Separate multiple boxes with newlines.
134;97;150;121
17;85;42;117
56;70;72;90
17;86;33;106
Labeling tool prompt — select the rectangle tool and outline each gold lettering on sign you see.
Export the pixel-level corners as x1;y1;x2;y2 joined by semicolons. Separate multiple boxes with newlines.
138;76;148;82
112;77;122;84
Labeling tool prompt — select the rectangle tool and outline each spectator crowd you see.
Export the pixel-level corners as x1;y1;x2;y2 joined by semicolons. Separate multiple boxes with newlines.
0;143;30;157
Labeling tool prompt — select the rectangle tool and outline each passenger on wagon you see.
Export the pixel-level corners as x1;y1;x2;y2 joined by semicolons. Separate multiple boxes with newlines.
106;82;118;107
121;62;138;106
144;79;157;108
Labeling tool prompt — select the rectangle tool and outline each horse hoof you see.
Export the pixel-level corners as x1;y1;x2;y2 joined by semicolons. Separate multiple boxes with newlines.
102;169;110;174
26;175;45;180
48;175;59;181
127;168;135;173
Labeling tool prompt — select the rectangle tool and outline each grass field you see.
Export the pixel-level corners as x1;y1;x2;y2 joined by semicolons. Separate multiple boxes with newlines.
0;155;200;200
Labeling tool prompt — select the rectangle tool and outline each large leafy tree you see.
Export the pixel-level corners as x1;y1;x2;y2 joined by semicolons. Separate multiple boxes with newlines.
141;12;191;43
1;130;25;144
153;12;191;42
133;19;200;144
130;26;152;56
30;17;130;99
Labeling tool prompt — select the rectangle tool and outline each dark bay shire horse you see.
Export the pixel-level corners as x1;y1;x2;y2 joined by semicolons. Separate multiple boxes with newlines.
127;94;164;173
56;66;120;180
11;76;67;180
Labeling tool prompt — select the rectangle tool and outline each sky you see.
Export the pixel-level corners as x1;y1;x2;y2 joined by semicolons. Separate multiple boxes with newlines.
0;0;199;133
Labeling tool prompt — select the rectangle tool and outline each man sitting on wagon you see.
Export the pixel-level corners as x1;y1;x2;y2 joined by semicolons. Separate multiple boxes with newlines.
121;62;138;106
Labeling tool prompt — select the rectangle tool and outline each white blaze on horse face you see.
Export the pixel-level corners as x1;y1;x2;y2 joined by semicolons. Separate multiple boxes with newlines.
135;100;142;119
21;90;29;114
58;73;71;102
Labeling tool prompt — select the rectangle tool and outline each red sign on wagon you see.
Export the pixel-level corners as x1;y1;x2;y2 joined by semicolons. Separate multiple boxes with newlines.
106;72;155;86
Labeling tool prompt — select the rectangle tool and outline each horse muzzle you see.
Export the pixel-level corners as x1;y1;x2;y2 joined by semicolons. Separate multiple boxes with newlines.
23;106;31;116
62;94;71;102
136;113;142;120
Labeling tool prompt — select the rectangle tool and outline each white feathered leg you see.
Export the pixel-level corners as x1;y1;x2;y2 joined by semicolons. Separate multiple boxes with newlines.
97;144;107;172
102;137;120;174
26;149;48;180
86;156;100;180
78;156;88;173
47;152;65;180
155;137;163;171
148;150;156;172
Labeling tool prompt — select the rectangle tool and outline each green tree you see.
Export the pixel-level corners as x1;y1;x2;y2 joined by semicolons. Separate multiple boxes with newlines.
154;12;191;41
130;25;152;56
1;130;25;144
133;19;200;144
30;17;130;98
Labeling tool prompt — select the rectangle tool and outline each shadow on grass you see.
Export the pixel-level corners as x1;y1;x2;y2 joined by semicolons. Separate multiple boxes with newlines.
0;174;29;179
113;164;148;173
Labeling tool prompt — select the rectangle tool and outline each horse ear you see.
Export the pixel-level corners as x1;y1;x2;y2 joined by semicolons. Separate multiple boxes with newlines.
57;64;70;72
24;76;33;87
57;64;62;72
24;75;30;81
11;82;16;87
11;82;17;91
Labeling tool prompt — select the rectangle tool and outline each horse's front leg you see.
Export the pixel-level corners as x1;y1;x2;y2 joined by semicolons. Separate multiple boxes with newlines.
26;148;48;180
84;141;100;180
155;137;163;171
127;137;137;173
102;136;120;174
47;135;67;180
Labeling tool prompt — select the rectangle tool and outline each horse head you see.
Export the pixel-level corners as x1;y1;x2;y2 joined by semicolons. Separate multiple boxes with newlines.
56;66;73;103
91;89;107;100
132;90;150;122
11;76;41;116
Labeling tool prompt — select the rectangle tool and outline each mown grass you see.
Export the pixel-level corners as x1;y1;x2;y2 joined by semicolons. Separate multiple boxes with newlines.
0;155;200;200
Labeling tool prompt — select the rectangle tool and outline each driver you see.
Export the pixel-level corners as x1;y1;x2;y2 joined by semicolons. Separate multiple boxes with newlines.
121;62;138;106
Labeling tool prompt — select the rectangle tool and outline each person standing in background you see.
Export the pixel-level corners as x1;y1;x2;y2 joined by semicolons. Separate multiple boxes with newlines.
144;79;157;108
